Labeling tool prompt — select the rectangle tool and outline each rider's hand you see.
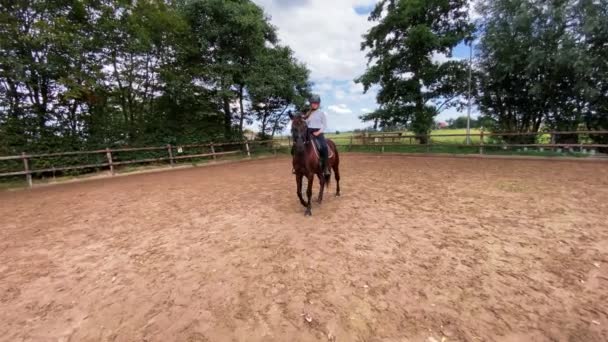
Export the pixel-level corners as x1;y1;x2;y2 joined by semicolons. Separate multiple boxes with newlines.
313;131;320;137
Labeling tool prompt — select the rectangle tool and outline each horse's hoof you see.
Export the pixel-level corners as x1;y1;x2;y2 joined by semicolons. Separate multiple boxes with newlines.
335;192;341;197
305;208;312;216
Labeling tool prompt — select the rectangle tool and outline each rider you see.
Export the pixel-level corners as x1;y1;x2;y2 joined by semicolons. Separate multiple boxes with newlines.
303;94;330;177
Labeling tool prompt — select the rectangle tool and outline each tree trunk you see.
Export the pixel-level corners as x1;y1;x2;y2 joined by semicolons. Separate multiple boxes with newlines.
223;96;232;139
238;84;245;134
260;109;269;139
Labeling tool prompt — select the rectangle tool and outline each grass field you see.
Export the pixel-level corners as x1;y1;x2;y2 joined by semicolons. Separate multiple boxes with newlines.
277;128;598;158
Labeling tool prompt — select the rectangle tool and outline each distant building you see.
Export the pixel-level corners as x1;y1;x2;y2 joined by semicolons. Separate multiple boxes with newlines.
437;121;448;129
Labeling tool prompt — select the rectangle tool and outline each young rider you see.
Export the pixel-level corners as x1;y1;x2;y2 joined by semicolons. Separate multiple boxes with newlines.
303;94;330;176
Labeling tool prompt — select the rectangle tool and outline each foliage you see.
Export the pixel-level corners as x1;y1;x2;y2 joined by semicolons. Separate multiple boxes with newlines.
0;0;310;158
247;46;311;140
475;0;607;145
444;116;485;129
356;0;474;143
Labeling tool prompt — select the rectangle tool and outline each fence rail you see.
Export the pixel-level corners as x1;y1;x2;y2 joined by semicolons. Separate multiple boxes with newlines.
2;130;608;187
328;130;608;156
0;140;280;187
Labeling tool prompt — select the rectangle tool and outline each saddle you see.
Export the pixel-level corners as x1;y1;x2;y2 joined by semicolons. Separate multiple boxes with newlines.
309;135;334;159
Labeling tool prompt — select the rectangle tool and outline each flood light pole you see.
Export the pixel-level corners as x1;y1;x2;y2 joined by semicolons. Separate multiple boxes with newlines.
466;40;473;145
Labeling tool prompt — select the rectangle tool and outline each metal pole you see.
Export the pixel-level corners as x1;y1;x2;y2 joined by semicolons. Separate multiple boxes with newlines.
466;40;473;145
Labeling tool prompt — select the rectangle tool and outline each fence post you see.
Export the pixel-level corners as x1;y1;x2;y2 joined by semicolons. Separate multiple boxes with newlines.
349;135;353;151
22;152;32;188
426;135;431;153
479;131;485;155
210;142;217;161
167;144;174;167
245;141;251;158
106;148;114;175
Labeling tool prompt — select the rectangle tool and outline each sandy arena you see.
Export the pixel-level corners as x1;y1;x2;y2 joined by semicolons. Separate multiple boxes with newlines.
1;155;607;342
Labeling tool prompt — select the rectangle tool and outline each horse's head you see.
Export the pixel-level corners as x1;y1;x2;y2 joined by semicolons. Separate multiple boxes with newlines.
289;110;308;153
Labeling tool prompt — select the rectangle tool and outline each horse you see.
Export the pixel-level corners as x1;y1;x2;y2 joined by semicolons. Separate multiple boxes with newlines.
289;112;340;216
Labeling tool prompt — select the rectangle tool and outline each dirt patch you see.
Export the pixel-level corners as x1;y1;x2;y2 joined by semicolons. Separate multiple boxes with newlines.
1;155;607;341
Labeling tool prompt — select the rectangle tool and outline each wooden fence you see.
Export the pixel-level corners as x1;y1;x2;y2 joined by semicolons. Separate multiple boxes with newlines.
2;130;608;187
0;140;280;187
340;130;608;153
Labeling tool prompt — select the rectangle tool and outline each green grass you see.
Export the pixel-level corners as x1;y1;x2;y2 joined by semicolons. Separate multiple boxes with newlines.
337;142;593;158
325;129;483;144
431;129;482;144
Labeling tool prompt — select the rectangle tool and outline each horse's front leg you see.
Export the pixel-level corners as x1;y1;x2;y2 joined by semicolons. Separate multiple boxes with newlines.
296;173;307;207
317;172;326;204
305;174;314;216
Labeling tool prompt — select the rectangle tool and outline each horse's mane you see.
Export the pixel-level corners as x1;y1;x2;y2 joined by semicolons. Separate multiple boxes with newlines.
291;113;307;128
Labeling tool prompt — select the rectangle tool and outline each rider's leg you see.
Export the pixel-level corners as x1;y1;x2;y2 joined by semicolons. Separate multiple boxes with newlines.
316;133;330;176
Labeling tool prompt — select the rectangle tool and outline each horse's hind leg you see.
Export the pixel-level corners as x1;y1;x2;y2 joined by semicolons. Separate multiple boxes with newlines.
333;163;341;196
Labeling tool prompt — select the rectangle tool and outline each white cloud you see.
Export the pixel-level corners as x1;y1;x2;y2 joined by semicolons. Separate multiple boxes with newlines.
348;81;364;94
328;104;353;114
315;81;334;92
254;0;377;80
335;89;346;100
253;0;476;131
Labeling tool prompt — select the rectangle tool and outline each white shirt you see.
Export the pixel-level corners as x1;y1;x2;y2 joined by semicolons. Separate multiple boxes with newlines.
306;110;327;133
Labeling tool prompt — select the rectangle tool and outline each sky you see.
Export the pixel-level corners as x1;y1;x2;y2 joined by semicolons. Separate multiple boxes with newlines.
252;0;478;132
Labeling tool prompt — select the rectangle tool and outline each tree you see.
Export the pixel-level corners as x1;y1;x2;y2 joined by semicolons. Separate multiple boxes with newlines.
475;0;599;144
247;46;311;139
575;0;608;151
447;115;478;129
1;0;308;158
356;0;474;143
183;0;277;139
475;0;545;143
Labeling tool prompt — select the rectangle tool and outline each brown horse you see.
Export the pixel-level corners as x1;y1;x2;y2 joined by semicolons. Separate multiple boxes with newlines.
289;112;340;216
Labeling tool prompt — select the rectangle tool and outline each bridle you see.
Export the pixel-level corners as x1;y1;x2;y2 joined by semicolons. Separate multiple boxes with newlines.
292;120;312;147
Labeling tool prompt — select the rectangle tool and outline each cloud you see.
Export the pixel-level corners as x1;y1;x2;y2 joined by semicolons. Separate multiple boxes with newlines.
254;0;475;131
335;89;346;100
348;81;364;94
314;81;334;92
328;104;353;114
255;0;378;80
272;0;312;9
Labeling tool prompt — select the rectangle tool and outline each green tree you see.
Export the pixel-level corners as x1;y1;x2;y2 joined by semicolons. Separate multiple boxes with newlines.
475;0;545;143
0;0;310;160
183;0;277;139
575;0;608;151
475;0;599;144
448;115;478;129
356;0;474;143
248;46;311;139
